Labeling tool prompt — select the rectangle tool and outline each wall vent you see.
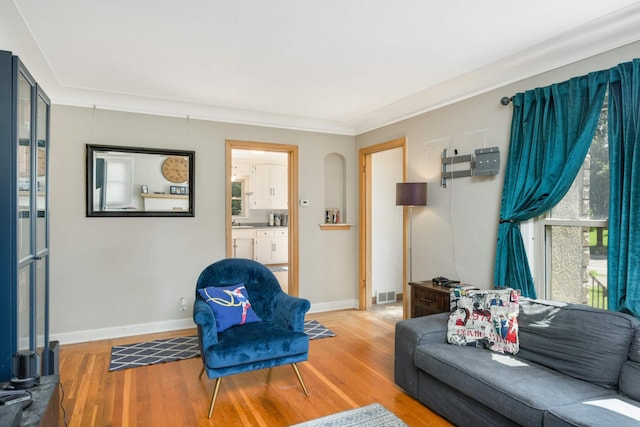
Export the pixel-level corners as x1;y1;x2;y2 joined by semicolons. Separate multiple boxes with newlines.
376;290;397;305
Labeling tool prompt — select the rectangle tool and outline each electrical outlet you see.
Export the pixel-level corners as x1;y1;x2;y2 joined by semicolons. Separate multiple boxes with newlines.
179;297;187;311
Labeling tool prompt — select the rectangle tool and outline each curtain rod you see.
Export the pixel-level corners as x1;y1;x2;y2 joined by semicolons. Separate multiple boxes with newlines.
500;96;514;106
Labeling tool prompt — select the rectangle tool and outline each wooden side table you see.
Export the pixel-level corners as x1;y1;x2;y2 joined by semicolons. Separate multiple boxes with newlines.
409;281;451;318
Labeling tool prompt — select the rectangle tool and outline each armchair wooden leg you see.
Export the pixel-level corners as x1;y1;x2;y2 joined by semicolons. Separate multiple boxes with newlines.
291;363;309;397
208;377;223;419
199;366;205;379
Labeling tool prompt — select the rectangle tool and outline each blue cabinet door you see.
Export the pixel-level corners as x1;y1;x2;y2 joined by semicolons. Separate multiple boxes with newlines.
0;50;50;382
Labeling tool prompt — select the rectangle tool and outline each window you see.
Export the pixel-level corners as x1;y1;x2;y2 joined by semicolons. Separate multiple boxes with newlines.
99;157;134;209
534;100;609;308
231;178;246;217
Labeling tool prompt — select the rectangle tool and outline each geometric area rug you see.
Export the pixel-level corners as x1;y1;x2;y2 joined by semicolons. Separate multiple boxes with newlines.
109;335;200;372
109;320;336;372
303;319;336;340
289;403;407;427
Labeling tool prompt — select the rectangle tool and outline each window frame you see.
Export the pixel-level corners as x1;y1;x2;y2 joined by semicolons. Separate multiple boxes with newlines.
103;157;134;209
231;177;247;218
533;217;608;299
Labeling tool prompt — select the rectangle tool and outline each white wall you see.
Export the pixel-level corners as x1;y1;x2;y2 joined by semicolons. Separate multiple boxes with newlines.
356;40;640;290
50;106;356;343
371;148;403;297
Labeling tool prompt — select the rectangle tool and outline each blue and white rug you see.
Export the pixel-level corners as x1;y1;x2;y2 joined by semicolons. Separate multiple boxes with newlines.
109;335;200;372
109;320;335;371
304;319;336;340
290;403;407;427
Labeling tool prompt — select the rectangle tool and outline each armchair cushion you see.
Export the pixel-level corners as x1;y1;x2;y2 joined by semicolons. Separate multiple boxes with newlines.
202;321;309;371
198;284;261;332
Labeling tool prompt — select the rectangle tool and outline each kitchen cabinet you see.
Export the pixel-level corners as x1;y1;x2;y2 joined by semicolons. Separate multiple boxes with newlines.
255;228;288;264
0;50;52;381
255;233;273;264
272;229;288;263
251;164;287;209
232;229;254;259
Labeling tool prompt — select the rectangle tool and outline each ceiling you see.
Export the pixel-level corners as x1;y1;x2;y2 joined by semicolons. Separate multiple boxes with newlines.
10;0;640;135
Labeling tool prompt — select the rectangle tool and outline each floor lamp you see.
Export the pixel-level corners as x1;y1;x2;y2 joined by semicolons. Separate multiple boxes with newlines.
396;182;427;282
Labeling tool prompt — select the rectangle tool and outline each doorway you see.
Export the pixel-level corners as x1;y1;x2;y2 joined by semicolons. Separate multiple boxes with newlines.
359;138;407;317
225;140;300;296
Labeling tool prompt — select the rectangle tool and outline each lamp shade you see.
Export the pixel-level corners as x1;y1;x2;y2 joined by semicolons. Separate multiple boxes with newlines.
396;182;427;206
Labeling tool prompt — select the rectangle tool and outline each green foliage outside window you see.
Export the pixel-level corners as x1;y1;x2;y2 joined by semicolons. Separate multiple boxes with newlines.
231;181;244;216
590;102;609;221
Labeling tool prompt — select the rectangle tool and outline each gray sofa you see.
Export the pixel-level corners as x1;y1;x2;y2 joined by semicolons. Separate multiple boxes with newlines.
395;298;640;426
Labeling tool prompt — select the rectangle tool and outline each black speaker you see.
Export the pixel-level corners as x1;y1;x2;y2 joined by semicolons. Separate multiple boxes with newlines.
11;351;40;389
46;341;60;375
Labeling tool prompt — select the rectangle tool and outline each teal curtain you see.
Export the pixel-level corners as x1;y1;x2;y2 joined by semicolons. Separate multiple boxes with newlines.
608;59;640;317
495;72;608;297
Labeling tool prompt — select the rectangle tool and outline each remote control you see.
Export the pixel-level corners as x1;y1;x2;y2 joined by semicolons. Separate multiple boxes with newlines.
0;391;31;405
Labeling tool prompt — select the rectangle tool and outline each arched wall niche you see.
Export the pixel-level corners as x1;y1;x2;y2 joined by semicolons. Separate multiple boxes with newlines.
324;153;346;223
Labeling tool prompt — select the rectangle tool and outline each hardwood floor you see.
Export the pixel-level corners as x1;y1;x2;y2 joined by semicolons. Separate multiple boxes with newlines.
58;309;451;427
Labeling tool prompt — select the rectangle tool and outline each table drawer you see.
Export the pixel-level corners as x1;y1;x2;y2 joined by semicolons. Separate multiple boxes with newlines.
413;288;448;316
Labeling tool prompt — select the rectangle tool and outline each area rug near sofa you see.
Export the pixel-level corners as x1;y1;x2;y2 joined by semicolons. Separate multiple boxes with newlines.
290;403;407;427
109;320;335;371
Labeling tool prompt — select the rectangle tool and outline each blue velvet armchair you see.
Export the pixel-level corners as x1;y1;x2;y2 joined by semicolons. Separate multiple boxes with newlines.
193;258;311;418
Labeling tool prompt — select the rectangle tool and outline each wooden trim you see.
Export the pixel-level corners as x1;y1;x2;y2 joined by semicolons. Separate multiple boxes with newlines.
358;137;407;315
288;145;299;297
225;142;233;259
319;224;352;230
226;140;299;297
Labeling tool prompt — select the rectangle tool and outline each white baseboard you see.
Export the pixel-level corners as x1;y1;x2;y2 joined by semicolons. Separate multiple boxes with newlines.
51;299;358;345
51;318;196;345
308;299;358;314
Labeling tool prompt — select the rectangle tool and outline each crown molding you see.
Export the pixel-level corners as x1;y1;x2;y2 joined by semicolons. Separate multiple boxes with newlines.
52;86;357;136
9;0;640;137
351;3;640;135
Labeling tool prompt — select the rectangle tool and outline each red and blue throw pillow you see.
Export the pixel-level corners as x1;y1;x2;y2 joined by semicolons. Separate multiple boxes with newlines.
198;284;262;332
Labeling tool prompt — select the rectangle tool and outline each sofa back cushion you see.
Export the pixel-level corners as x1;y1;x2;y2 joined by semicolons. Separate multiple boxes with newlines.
518;299;640;389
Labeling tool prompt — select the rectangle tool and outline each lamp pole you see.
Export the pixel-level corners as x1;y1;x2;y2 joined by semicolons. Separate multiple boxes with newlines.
408;205;414;282
396;182;427;284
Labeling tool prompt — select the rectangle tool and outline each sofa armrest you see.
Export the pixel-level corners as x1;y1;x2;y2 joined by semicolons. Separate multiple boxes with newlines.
271;293;311;333
193;299;218;346
394;312;449;398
